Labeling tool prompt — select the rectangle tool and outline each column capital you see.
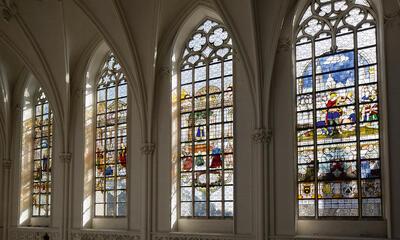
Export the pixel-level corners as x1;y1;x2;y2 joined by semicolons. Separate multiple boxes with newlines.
59;152;72;164
277;38;291;53
158;66;172;77
1;2;17;22
141;143;155;155
252;128;272;144
384;10;400;26
2;158;12;169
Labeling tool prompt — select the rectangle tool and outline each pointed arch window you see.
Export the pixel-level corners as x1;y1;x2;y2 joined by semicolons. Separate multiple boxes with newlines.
295;0;382;218
32;89;53;217
177;19;234;218
94;53;128;217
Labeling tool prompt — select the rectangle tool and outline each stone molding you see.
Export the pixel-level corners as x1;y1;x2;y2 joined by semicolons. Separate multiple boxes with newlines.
277;38;291;52
252;128;272;144
384;9;400;25
152;233;253;240
141;142;155;155
158;66;172;77
8;227;61;240
71;230;142;240
59;152;72;164
1;1;17;22
2;158;12;169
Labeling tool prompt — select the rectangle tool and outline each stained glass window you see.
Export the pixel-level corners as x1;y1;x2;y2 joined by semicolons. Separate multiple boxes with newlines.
32;89;53;217
95;53;128;217
177;19;234;218
296;0;382;218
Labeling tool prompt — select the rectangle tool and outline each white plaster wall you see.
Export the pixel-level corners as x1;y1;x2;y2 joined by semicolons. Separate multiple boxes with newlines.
383;2;400;238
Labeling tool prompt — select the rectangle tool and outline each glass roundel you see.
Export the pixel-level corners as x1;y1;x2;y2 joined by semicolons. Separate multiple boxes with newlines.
32;89;53;217
296;0;382;218
94;53;128;217
178;19;234;218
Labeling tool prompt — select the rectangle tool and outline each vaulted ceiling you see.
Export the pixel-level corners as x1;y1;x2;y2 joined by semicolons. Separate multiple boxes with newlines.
0;0;398;154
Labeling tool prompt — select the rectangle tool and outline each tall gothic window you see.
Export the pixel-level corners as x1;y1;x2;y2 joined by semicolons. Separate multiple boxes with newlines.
32;89;53;217
94;53;128;217
177;19;234;218
296;0;382;218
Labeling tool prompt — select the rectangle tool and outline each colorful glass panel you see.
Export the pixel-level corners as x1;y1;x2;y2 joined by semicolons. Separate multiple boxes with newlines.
178;19;234;218
95;53;128;217
32;90;53;217
296;0;382;218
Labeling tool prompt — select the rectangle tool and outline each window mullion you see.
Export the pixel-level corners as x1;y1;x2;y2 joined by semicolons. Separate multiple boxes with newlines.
206;60;210;218
114;81;119;217
191;66;195;217
311;38;319;219
353;29;362;219
221;58;226;217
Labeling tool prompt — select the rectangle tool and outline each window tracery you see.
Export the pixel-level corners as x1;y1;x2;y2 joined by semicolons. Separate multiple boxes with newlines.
32;89;53;217
295;0;382;218
177;19;234;218
94;53;128;217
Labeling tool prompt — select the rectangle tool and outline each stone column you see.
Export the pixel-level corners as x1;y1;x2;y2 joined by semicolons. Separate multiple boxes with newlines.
60;153;72;240
141;143;155;240
2;159;12;240
251;128;272;240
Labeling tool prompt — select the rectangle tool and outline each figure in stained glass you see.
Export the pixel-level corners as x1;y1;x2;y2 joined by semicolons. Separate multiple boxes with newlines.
94;53;128;217
296;0;382;218
177;19;234;218
32;89;53;217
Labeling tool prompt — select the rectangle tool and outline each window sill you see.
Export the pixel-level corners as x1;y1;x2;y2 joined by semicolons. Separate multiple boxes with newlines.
92;217;128;230
177;218;233;233
297;219;387;238
28;217;50;227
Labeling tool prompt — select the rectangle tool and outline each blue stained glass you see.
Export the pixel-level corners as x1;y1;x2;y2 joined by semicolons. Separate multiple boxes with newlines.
118;84;127;97
359;65;377;84
318;161;357;180
225;202;234;216
179;19;234;218
317;143;357;162
117;202;126;216
316;70;355;91
95;53;128;217
318;199;358;217
210;202;223;216
297;76;313;94
194;202;207;216
297;60;313;77
316;52;354;74
316;124;357;144
106;202;116;216
358;47;377;66
316;106;356;128
296;0;382;219
106;191;115;202
361;160;380;179
32;90;53;217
